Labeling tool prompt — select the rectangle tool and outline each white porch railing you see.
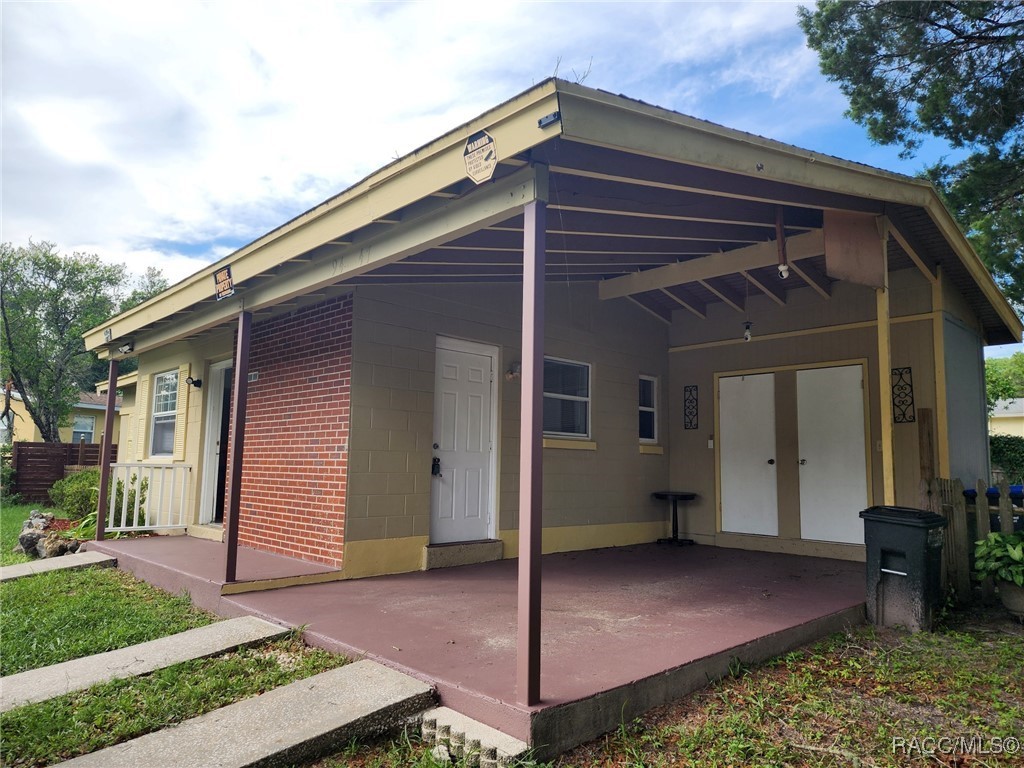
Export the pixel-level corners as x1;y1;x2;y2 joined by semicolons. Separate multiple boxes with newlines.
104;463;192;532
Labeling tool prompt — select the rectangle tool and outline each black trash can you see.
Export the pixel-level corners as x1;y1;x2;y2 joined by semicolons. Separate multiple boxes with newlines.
859;506;947;632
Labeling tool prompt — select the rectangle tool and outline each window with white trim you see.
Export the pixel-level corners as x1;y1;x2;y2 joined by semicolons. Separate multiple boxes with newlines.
150;370;178;455
639;376;657;443
72;415;95;444
543;357;590;438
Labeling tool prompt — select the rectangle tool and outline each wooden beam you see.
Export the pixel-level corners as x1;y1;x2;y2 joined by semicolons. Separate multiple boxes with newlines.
94;359;119;541
888;214;937;283
224;311;253;584
932;269;951;477
788;259;831;300
876;227;896;505
698;278;745;313
742;269;786;306
599;229;823;300
628;295;673;324
659;286;706;319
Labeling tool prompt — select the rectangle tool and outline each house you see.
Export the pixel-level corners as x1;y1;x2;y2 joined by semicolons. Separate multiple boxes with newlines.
990;398;1024;438
1;390;121;445
84;79;1021;588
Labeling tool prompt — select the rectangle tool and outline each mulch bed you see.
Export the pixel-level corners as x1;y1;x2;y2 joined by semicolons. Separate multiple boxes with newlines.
45;519;76;532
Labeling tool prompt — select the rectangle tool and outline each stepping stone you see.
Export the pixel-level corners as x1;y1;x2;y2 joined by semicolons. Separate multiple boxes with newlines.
55;660;435;767
0;551;115;583
1;616;288;713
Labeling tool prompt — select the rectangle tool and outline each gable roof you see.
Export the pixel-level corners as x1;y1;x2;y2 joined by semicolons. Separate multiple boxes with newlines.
84;79;1022;356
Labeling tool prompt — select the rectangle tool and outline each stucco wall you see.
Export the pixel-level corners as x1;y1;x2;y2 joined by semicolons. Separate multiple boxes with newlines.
347;281;671;552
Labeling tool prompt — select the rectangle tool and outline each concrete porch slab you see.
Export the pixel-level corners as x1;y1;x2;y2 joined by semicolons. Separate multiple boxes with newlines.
85;536;341;613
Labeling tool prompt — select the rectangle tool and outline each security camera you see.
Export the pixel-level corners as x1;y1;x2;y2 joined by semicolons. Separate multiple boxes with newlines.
778;263;790;280
743;321;753;343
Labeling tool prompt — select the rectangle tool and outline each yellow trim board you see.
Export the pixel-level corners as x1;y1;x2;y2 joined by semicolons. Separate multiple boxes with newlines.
639;444;664;455
220;569;345;595
342;535;429;579
543;438;598;450
500;520;668;558
713;532;866;563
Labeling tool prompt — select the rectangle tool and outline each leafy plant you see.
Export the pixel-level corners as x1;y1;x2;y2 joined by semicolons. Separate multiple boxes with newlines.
0;443;17;503
991;434;1024;484
49;468;148;537
973;531;1024;587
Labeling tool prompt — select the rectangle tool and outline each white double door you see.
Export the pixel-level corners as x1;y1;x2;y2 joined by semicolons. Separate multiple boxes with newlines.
430;339;497;544
719;365;868;544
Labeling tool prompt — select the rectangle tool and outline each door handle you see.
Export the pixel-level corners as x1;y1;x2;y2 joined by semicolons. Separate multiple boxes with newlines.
767;459;775;465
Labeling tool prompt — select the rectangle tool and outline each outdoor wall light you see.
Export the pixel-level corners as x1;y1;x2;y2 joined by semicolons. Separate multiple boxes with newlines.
185;376;202;389
117;342;134;354
505;362;522;381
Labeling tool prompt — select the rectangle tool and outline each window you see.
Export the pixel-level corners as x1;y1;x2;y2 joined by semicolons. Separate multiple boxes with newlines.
151;370;179;455
543;357;590;437
639;376;657;443
72;415;95;444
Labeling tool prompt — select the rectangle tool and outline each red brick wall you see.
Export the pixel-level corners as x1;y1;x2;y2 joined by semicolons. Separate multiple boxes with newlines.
232;294;352;567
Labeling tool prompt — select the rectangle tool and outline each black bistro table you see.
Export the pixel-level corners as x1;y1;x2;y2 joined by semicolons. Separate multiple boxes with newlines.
652;491;697;546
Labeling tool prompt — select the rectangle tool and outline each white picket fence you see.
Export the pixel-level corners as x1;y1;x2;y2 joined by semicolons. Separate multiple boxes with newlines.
104;463;192;532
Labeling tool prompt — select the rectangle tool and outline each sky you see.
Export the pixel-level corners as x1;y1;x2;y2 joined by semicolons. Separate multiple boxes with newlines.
2;0;1021;357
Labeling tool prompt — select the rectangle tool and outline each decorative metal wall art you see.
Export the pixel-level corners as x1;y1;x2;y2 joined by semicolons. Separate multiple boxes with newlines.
891;367;916;423
683;385;698;430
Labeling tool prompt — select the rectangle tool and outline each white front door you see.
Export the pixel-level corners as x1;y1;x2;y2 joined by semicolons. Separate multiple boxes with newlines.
797;365;869;544
431;339;496;544
719;372;779;536
199;361;232;525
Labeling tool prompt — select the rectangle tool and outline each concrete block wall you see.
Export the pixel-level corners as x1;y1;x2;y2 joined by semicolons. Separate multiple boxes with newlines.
234;295;353;567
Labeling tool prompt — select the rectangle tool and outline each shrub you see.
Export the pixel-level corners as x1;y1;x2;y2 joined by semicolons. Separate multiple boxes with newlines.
48;469;148;535
990;434;1024;484
48;469;100;519
0;443;18;503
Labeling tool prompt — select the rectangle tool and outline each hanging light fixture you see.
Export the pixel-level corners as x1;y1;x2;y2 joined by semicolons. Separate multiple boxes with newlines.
743;321;753;342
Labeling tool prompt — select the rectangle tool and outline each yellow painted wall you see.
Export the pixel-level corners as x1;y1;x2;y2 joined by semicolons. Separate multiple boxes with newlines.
7;397;121;446
347;281;671;548
667;267;940;560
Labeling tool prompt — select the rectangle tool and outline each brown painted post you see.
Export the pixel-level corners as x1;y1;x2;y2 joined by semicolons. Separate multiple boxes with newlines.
95;359;119;540
517;197;546;706
224;310;253;584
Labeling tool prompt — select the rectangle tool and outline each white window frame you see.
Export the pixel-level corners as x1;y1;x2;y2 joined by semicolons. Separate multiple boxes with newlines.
71;415;96;444
542;356;591;439
639;375;658;444
150;370;178;456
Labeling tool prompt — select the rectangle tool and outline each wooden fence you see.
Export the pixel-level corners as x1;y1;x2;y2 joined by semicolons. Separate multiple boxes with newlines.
10;441;119;503
919;477;1021;603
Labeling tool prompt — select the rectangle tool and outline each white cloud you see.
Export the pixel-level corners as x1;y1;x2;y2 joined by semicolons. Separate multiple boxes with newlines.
0;0;905;288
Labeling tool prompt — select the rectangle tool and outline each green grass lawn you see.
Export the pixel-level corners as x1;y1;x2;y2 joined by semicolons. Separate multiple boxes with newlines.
317;605;1024;768
1;502;65;566
1;633;347;767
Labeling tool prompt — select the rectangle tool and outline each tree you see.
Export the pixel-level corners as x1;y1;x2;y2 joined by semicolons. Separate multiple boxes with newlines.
1;242;126;442
799;1;1024;309
986;351;1024;411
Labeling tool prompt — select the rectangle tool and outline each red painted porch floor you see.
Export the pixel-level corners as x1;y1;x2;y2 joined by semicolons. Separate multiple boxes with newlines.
88;538;865;756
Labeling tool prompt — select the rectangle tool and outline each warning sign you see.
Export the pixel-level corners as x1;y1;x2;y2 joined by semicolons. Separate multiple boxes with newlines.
214;266;235;300
464;130;497;184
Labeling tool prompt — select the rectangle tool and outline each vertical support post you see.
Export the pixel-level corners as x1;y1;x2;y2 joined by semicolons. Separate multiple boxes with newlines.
224;310;252;584
875;218;896;506
95;358;119;541
517;193;546;706
931;268;951;478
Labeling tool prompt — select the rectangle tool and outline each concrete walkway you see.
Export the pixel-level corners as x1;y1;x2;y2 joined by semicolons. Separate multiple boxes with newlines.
56;660;435;767
1;616;287;713
0;551;116;583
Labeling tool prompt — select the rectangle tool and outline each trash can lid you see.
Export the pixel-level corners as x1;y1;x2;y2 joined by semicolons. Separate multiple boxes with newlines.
858;505;948;528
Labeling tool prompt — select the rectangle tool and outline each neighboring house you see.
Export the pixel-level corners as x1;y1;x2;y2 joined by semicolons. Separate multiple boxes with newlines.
990;398;1024;438
84;80;1022;580
2;391;121;445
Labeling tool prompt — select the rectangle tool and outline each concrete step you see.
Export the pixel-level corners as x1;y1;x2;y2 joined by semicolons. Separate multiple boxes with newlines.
55;660;435;767
1;616;288;713
421;706;529;767
0;551;116;583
